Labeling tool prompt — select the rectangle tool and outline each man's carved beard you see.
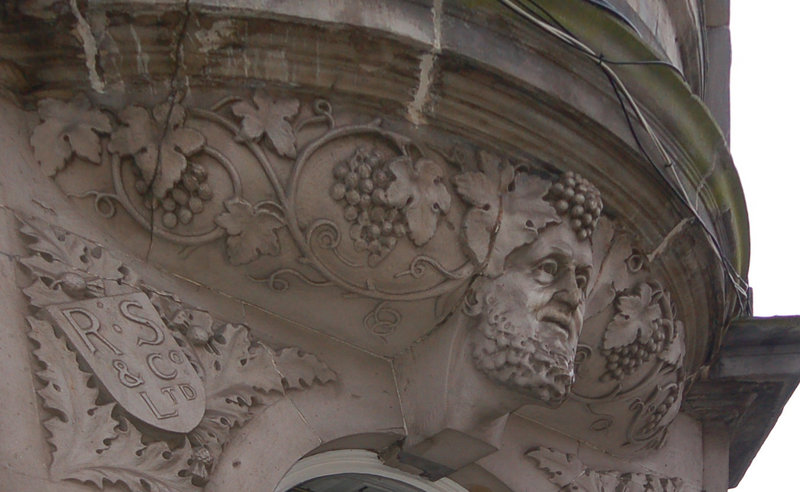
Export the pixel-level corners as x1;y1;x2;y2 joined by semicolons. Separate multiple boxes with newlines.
472;281;576;403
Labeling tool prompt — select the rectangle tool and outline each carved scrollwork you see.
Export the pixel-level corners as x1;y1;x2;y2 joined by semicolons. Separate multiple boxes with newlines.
18;215;335;489
33;91;472;302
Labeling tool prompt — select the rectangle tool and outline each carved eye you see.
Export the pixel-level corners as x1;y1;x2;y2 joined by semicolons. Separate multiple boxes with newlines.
532;258;559;283
575;267;591;293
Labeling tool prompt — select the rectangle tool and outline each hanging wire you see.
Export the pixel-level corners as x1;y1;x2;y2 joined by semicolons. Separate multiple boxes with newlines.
498;0;750;312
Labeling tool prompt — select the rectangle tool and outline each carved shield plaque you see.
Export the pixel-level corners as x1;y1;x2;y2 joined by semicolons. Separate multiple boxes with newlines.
45;292;205;433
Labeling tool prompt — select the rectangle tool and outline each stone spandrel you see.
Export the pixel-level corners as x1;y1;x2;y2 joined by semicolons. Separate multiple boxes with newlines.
44;292;206;434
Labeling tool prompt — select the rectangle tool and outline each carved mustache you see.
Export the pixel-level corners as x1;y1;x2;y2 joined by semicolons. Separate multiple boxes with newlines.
534;300;579;337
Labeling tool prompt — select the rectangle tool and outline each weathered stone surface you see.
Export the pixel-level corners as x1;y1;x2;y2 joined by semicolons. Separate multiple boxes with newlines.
0;1;788;491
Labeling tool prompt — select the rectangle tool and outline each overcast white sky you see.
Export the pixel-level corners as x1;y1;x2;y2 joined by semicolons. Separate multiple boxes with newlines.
729;2;800;490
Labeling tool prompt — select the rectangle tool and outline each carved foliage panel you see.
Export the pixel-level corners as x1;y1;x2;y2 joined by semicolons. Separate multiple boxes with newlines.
18;215;335;490
29;89;688;453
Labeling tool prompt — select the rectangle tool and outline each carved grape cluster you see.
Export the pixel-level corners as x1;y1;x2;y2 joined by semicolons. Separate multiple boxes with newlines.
547;171;602;240
134;163;214;229
330;147;406;257
641;386;680;436
603;331;668;380
601;283;679;382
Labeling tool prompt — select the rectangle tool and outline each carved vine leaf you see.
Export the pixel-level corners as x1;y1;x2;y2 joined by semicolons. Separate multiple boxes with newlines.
453;152;559;276
29;317;196;491
603;283;662;349
658;320;685;367
232;92;300;158
584;217;636;320
214;198;283;265
386;157;451;246
274;347;337;390
451;151;513;265
526;447;584;488
488;173;560;276
108;103;205;199
30;96;112;177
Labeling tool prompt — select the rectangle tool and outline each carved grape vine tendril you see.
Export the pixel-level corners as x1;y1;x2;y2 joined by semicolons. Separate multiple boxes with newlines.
363;301;401;337
394;256;471;281
249;268;333;292
67;190;120;218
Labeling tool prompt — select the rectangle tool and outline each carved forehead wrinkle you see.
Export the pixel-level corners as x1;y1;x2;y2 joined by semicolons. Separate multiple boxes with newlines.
506;225;593;269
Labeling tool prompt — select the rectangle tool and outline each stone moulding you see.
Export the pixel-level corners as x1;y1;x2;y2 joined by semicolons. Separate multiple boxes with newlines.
18;214;336;490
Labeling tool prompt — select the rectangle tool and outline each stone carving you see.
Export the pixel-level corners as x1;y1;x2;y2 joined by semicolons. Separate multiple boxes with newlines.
19;216;335;489
601;282;683;382
43;292;206;433
527;447;691;492
30;95;112;177
32;91;469;301
108;102;206;200
459;166;601;404
30;89;688;448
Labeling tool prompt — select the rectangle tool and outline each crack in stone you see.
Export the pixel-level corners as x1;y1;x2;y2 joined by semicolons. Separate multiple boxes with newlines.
69;0;105;93
647;217;693;263
407;0;442;126
145;0;192;260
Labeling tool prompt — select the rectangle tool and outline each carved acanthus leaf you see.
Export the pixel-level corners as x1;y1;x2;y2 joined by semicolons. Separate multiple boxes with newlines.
108;103;205;198
19;217;125;282
232;92;300;158
28;317;196;491
65;420;196;492
31;96;112;176
386;157;451;246
527;447;690;492
526;446;584;488
274;347;337;390
214;198;283;264
28;317;118;477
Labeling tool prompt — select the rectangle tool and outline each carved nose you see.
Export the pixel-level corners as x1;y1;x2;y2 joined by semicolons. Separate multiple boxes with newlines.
553;269;581;311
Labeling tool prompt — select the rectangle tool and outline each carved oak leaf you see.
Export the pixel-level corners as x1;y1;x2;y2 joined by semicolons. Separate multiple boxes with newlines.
526;447;584;488
274;347;337;390
214;198;283;265
386;157;451;246
108;103;204;198
486;173;560;276
31;96;112;176
232;92;300;158
603;283;662;349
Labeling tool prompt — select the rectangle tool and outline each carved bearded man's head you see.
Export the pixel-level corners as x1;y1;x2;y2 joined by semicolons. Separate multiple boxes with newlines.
470;171;602;404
